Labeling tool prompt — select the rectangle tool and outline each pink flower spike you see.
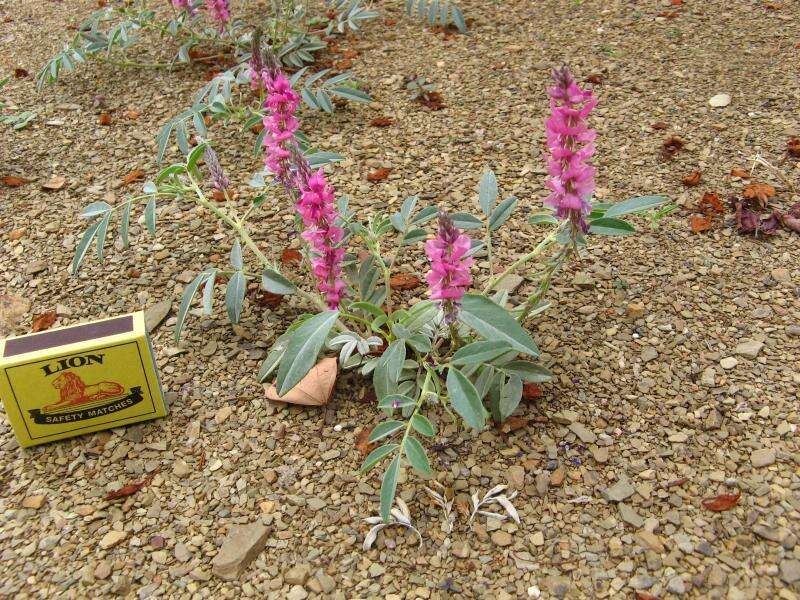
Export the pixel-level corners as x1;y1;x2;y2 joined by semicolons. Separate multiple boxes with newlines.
544;66;597;232
425;211;473;323
205;0;230;31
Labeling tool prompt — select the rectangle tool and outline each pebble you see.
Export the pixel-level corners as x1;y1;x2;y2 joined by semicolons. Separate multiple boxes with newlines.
214;405;233;424
709;93;731;107
286;585;308;600
735;339;764;358
173;459;191;479
144;300;171;332
211;523;270;580
720;357;738;370
780;560;800;584
491;531;513;546
751;448;776;468
99;530;128;550
285;564;311;586
618;504;645;528
604;477;636;502
667;575;686;595
21;495;46;509
568;422;597;444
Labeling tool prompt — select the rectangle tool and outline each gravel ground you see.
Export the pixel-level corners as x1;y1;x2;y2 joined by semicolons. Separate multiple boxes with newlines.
1;0;799;598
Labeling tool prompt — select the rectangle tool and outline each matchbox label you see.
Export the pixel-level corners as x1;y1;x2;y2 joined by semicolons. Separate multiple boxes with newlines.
3;340;160;443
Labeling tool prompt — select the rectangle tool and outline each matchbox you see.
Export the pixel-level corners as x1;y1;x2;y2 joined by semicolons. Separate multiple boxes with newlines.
0;312;167;448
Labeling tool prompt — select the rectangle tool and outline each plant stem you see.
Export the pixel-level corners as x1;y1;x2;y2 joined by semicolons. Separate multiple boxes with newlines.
482;223;566;294
516;240;573;324
399;367;434;450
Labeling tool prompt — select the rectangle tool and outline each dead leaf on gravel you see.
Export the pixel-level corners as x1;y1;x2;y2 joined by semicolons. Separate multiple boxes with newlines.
248;286;284;308
777;211;800;234
13;68;29;78
786;137;800;158
522;382;543;400
689;215;713;234
635;592;663;600
367;167;392;182
499;416;529;433
389;272;421;290
280;247;302;264
1;176;32;187
8;229;25;240
121;169;145;187
730;167;750;179
584;73;604;85
701;490;741;512
698;192;724;214
265;357;337;406
651;122;668;130
0;294;31;335
681;171;702;187
419;91;446;111
743;182;775;208
355;427;376;457
124;108;141;120
104;474;153;501
31;311;57;332
661;135;684;158
41;176;66;191
370;117;395;127
99;113;112;126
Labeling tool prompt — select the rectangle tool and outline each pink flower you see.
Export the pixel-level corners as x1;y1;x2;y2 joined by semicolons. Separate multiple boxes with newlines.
296;169;346;309
172;0;194;13
544;66;597;232
205;0;230;30
262;71;301;188
425;211;473;322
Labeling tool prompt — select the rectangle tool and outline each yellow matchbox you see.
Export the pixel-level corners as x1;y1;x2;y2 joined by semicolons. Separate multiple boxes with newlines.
0;312;167;448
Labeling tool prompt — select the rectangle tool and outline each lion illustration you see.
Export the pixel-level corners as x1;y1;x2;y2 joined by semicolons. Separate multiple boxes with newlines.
44;372;125;413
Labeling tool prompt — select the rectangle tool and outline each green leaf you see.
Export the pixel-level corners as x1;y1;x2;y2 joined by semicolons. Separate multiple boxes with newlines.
410;413;435;437
459;294;540;357
451;340;513;366
603;195;668;218
71;219;102;275
80;201;111;218
225;271;246;324
201;268;215;315
257;334;290;383
478;170;498;216
175;271;211;342
329;86;372;103
589;217;635;236
377;394;416;410
306;151;344;169
401;228;427;245
360;443;399;473
96;212;111;260
380;455;400;521
381;340;406;384
229;239;243;270
144;197;156;235
368;420;404;442
500;361;553;382
451;212;483;230
499;374;523;421
488;196;518;231
528;213;559;226
276;311;339;395
446;367;486;430
412;205;438;225
120;200;132;248
349;301;386;318
261;269;295;295
403;436;431;475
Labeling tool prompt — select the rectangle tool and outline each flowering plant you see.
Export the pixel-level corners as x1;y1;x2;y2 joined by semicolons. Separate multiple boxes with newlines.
71;59;666;520
37;1;377;163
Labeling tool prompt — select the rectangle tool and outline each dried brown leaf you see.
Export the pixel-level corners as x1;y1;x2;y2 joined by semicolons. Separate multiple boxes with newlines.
786;137;800;158
522;382;542;400
367;167;392;182
681;171;702;187
730;167;750;179
389;272;421;291
99;113;112;126
355;427;376;457
31;311;57;333
743;182;775;208
701;490;741;512
280;248;302;265
370;117;395;127
121;169;146;187
689;215;713;234
1;175;32;187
